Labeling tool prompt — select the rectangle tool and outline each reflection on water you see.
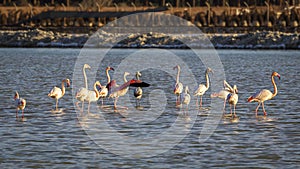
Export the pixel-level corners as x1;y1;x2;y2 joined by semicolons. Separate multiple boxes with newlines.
0;48;299;167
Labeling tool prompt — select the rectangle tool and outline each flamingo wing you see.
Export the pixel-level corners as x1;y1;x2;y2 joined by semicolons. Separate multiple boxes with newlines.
48;87;62;98
174;82;183;95
247;89;272;102
76;87;88;100
194;84;207;96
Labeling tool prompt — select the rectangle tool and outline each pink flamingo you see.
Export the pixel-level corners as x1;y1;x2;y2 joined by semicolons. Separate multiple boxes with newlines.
85;81;102;113
14;91;26;119
98;66;114;106
107;72;150;110
48;78;70;110
173;65;183;106
181;86;191;114
133;71;143;107
227;87;238;117
194;67;213;108
211;80;238;113
75;64;91;112
247;72;280;116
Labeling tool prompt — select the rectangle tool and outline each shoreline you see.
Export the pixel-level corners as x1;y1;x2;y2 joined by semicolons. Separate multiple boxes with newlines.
0;28;299;49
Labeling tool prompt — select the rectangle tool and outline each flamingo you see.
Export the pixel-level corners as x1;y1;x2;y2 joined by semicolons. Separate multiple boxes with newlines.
173;65;183;106
133;71;143;107
226;86;239;117
108;72;150;110
85;81;101;113
247;71;280;116
211;80;238;112
194;67;213;108
75;64;91;111
14;91;26;119
181;86;191;114
48;78;70;110
98;66;114;106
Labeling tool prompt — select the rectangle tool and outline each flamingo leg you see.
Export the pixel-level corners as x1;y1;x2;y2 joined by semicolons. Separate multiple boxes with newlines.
200;96;203;107
233;104;236;117
195;96;199;107
88;101;91;114
22;109;24;119
101;98;104;107
262;102;267;116
81;101;85;112
255;102;261;116
230;104;232;116
114;97;118;110
223;99;226;113
55;99;58;110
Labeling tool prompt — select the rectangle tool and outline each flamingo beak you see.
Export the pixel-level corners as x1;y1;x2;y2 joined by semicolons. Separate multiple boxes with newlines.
110;67;115;71
67;82;71;87
277;74;281;80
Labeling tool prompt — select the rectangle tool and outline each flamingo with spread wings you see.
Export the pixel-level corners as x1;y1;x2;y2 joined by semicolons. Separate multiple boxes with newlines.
107;72;150;110
211;80;238;113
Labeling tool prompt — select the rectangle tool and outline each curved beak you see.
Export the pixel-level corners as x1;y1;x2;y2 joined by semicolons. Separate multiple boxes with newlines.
110;67;115;71
277;74;281;80
67;81;71;87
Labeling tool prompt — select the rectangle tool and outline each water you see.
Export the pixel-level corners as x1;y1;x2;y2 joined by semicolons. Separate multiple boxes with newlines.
0;48;299;168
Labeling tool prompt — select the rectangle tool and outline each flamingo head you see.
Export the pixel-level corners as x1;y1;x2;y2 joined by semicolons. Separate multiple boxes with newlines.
206;67;213;74
65;79;71;87
83;64;91;69
95;81;102;88
14;91;19;100
233;85;238;94
185;86;189;94
106;66;114;71
173;65;180;70
272;72;280;80
124;72;130;77
136;71;142;78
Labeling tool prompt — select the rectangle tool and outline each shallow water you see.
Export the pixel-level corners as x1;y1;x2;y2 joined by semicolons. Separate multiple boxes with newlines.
0;48;299;168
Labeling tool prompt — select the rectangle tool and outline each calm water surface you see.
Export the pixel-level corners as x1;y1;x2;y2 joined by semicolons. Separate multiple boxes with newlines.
0;48;299;168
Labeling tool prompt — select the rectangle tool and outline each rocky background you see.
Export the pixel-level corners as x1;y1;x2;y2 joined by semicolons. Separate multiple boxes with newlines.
0;28;299;49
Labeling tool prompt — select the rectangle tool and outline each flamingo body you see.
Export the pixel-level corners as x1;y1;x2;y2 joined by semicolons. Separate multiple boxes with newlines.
181;86;190;113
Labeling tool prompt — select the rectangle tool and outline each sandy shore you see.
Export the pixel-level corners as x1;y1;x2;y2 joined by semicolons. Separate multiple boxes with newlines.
0;28;299;49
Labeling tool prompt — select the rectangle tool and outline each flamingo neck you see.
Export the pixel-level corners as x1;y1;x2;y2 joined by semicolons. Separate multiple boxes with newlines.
271;75;278;98
106;69;111;84
205;71;210;89
83;66;88;89
61;80;66;96
124;74;129;83
94;82;100;99
14;92;19;100
176;67;180;84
